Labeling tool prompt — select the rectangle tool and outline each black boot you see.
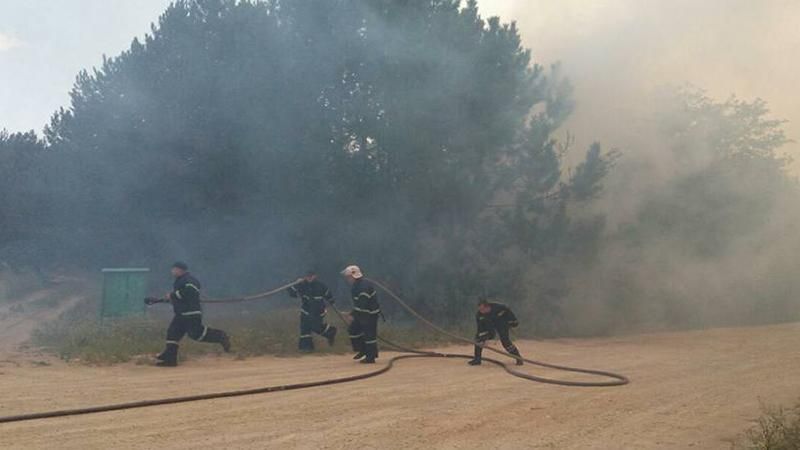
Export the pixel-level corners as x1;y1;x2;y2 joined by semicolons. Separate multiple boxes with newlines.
299;335;314;353
325;326;337;346
469;344;483;366
156;342;179;367
507;346;524;366
221;332;232;353
353;352;366;360
363;342;378;363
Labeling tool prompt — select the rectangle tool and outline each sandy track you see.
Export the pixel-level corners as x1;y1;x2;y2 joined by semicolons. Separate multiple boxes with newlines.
1;323;799;449
0;290;83;353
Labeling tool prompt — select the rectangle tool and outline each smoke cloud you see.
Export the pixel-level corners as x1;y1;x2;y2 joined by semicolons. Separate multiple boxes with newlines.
477;0;800;334
481;0;800;167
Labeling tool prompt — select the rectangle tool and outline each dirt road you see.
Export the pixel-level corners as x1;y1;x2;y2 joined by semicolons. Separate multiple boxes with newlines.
1;323;798;449
0;289;83;353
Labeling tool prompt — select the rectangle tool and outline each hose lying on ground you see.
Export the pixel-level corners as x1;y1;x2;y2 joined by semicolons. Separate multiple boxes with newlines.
0;279;628;424
365;278;629;387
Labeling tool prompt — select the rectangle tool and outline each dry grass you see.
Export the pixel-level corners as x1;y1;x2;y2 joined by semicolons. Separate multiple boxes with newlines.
736;401;800;450
31;302;469;364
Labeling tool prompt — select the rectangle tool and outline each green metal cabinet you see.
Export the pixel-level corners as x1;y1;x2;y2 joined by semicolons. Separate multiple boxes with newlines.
100;268;150;318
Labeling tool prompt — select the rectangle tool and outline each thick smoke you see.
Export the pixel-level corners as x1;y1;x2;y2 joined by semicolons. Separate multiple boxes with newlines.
479;0;800;334
2;0;799;336
481;0;800;170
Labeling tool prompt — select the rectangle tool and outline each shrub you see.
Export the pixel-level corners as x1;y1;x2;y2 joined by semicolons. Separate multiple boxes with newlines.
737;401;800;450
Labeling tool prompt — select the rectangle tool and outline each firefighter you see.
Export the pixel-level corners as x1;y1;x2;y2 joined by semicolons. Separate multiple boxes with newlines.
148;262;231;367
287;269;337;352
341;265;380;364
468;296;524;366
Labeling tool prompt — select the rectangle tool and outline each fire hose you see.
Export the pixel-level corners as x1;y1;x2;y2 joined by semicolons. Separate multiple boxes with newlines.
0;279;628;424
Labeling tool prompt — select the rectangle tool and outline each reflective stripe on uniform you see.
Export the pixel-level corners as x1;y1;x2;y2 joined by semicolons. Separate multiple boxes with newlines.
174;290;182;299
352;307;380;315
478;331;490;336
198;326;208;341
364;339;377;344
300;309;310;315
181;311;202;316
357;291;375;299
185;283;200;292
299;334;312;338
349;333;364;339
498;310;506;316
165;340;179;345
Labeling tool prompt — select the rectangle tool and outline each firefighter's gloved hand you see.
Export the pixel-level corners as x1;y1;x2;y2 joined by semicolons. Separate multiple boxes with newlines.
144;297;161;306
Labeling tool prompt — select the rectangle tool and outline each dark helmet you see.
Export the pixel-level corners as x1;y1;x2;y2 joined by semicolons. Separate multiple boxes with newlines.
172;261;189;271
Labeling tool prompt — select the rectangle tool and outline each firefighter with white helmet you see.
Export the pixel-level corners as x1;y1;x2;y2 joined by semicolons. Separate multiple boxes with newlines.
341;265;381;363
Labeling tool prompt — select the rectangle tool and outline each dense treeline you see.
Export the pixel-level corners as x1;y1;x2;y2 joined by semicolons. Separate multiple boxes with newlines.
0;0;611;327
2;1;797;333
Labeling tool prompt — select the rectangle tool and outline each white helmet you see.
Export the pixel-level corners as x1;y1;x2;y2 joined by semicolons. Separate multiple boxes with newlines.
341;265;363;279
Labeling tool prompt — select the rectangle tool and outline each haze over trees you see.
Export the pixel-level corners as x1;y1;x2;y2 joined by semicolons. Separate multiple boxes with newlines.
1;0;797;333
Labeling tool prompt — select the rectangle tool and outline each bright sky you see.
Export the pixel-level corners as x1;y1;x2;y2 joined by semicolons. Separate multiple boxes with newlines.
0;0;172;133
2;0;799;157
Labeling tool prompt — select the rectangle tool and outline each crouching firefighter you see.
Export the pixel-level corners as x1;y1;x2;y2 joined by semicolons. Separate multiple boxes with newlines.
145;262;231;367
341;265;380;364
287;269;337;352
468;297;524;366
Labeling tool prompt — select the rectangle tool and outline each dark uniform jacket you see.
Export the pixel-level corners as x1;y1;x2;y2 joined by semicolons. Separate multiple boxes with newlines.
289;279;333;315
476;302;518;339
350;278;380;322
169;272;202;316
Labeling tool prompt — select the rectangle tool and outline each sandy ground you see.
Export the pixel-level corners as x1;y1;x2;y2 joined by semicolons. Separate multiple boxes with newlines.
0;322;798;449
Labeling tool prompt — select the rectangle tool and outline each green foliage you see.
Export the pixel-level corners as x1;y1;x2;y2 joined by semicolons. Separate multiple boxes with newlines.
0;130;48;264
1;0;612;330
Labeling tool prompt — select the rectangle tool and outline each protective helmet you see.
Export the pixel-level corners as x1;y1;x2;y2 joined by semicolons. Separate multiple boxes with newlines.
341;265;363;279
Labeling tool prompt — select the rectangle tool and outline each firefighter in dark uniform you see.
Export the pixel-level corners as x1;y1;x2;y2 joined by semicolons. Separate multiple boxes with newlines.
287;269;337;352
468;297;524;366
147;262;231;367
341;265;380;364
